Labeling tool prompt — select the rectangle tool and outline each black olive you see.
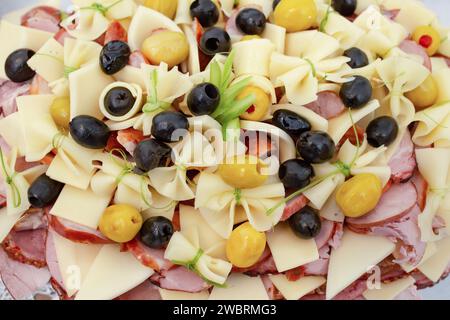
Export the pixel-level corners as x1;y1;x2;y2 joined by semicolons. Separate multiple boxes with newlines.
99;41;131;75
289;206;322;239
140;216;174;249
104;87;136;117
339;75;372;109
236;8;266;35
69;115;111;149
187;83;220;116
273;0;281;10
190;0;220;28
366;116;399;148
133;139;172;173
5;49;36;83
272;109;312;139
332;0;357;17
199;27;231;56
28;174;64;208
278;159;315;190
343;47;369;69
151;111;189;143
297;131;336;164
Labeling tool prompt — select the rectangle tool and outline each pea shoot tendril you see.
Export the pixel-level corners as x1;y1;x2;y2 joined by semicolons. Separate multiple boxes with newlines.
142;70;172;113
0;148;21;208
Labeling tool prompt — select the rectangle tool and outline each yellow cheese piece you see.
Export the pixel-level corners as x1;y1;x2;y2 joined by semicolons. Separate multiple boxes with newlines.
181;24;200;75
269;275;326;300
0;113;26;156
51;231;103;297
0;20;53;79
401;242;438;273
418;236;450;282
262;23;286;53
27;38;64;83
159;289;210;300
69;63;114;120
113;66;146;91
50;185;111;229
75;244;154;300
209;274;269;300
326;229;396;300
363;276;415;300
266;223;319;273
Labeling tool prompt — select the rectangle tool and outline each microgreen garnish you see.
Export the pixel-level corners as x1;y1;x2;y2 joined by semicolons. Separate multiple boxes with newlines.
319;0;333;32
81;0;123;16
142;70;171;113
0;148;21;208
208;51;256;140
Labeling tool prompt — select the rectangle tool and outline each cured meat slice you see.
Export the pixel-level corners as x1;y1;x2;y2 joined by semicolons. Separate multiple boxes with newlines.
0;79;31;117
0;248;50;300
346;181;417;227
121;238;173;272
13;208;47;232
116;128;145;155
49;215;111;244
2;228;47;268
388;130;417;183
304;91;346;120
261;275;284;300
280;195;308;222
21;6;61;33
128;51;150;68
399;40;432;71
150;266;210;293
54;28;72;45
45;231;64;290
104;21;127;44
116;280;161;300
411;170;427;210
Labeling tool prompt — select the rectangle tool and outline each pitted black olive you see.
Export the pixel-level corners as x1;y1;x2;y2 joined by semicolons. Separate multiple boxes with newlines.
104;87;136;117
28;174;64;208
151;111;189;143
133;139;173;173
5;49;36;83
69;115;111;149
100;41;131;75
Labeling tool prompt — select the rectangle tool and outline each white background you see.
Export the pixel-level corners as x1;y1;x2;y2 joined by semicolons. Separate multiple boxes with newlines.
0;0;449;300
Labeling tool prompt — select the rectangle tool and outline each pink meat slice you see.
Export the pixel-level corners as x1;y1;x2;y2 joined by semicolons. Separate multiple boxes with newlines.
21;6;61;33
2;228;47;268
128;51;149;68
346;181;417;227
0;79;31;117
116;281;162;300
0;248;50;300
13;208;48;232
411;170;428;210
388;130;417;183
49;215;111;244
150;266;210;293
399;40;432;71
45;230;64;290
261;275;284;300
304;91;346;120
280;194;308;221
121;238;173;272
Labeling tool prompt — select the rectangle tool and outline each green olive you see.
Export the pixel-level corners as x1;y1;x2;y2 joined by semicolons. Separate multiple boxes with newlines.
273;0;317;33
218;155;268;189
405;75;438;110
50;97;71;129
226;222;266;268
141;30;189;68
143;0;178;19
238;86;270;121
99;204;143;243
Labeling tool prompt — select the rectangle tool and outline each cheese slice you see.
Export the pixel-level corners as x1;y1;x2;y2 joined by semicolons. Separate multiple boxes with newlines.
50;185;111;229
266;223;319;273
0;208;22;243
269;275;326;300
0;20;53;79
179;205;226;259
418;236;450;282
0;113;26;156
363;276;415;300
326;229;396;300
159;289;210;300
401;242;438;273
75;244;154;300
69;63;114;120
262;23;286;53
27;38;64;83
114;66;146;91
51;231;103;297
209;274;269;300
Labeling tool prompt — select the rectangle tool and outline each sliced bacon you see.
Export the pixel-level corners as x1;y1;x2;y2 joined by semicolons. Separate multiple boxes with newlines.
399;40;432;71
129;51;150;68
280;195;308;221
346;181;417;227
13;208;48;232
304;91;346;120
2;228;47;268
116;280;161;300
121;238;173;272
261;275;283;300
388;130;417;183
49;215;112;244
0;79;31;117
0;248;51;300
411;170;427;211
21;6;61;33
150;266;210;293
117;128;145;155
104;21;127;44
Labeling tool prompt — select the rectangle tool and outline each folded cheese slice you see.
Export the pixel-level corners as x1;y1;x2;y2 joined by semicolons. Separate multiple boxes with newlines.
209;274;269;300
159;288;209;300
363;276;416;300
269;275;326;300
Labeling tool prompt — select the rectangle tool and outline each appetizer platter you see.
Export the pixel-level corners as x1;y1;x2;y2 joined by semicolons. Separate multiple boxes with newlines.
0;0;449;301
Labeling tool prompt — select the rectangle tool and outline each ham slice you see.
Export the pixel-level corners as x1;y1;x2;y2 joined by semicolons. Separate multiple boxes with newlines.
261;275;283;300
49;215;112;244
303;247;330;276
346;181;417;227
150;266;210;293
0;79;31;117
411;170;427;211
388;130;417;183
116;281;161;300
304;91;346;120
104;21;127;44
399;40;432;71
2;228;47;268
281;195;308;221
128;51;150;68
13;208;47;232
21;6;61;33
121;238;173;272
45;231;64;291
0;248;50;300
116;128;145;155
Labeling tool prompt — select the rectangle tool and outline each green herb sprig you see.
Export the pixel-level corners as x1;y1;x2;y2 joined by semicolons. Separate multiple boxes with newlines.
0;148;21;208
